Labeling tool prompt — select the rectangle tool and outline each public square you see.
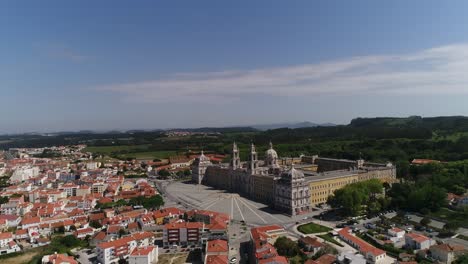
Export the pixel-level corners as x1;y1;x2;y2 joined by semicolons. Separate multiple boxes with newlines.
163;181;320;226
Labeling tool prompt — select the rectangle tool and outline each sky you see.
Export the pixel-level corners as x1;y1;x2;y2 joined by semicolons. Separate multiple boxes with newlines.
2;1;468;133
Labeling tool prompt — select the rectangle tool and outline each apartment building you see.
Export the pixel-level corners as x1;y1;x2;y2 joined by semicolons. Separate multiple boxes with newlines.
163;222;203;247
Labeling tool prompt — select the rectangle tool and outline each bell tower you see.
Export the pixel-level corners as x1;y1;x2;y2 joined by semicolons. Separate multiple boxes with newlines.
231;142;241;170
249;143;259;174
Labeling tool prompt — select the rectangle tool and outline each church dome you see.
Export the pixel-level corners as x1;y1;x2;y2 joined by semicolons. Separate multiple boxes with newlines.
265;141;278;159
265;148;278;159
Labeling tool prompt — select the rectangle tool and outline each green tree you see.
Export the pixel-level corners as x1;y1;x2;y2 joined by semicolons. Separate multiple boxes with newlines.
444;221;460;232
90;220;102;229
118;228;127;237
274;237;302;258
454;254;468;264
0;196;9;205
420;217;431;226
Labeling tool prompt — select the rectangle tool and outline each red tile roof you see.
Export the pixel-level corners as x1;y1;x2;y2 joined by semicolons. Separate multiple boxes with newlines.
405;233;430;243
338;228;385;257
315;254;337;264
130;246;155;256
0;232;13;240
411;159;440;164
205;255;229;264
258;255;288;264
206;239;229;253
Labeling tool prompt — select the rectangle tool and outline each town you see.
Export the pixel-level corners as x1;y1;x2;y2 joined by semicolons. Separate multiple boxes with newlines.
3;2;468;263
0;143;466;264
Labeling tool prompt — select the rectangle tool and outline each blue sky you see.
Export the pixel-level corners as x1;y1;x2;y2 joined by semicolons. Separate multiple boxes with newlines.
2;1;468;133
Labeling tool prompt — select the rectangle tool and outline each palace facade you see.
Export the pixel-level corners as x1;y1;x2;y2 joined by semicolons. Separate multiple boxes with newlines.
191;142;396;216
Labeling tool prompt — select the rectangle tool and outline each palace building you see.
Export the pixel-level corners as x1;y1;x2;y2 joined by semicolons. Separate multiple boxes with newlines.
192;142;396;216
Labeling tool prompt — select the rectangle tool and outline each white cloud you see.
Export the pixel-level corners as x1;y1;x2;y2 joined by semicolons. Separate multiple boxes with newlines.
97;43;468;102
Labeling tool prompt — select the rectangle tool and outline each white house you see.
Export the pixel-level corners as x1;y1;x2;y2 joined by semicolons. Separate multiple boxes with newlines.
128;246;158;264
405;233;433;250
429;244;466;264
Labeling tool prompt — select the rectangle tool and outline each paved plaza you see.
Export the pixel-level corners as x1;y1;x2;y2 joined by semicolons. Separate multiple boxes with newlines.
164;181;320;226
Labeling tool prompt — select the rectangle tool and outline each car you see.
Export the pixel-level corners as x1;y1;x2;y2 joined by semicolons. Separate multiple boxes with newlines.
230;257;237;263
427;228;434;233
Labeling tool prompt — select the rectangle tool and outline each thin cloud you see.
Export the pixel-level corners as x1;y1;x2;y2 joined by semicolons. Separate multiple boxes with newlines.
97;43;468;102
45;44;89;62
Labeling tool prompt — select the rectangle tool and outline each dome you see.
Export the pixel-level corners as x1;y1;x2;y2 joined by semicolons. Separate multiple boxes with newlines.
265;141;278;159
265;148;278;159
283;165;304;179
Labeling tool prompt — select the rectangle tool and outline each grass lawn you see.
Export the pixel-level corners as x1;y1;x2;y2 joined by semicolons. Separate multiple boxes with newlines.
428;208;468;228
298;222;332;234
317;234;344;247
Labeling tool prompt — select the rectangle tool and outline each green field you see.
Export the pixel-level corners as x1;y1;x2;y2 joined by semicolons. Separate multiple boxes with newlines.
118;151;177;160
83;144;150;154
298;222;332;234
83;145;177;160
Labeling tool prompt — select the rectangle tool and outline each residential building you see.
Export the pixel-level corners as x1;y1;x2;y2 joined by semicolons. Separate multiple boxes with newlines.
298;236;324;257
128;246;158;264
429;244;466;264
96;232;155;264
250;225;288;264
163;222;204;247
404;233;433;250
338;228;386;264
41;253;78;264
204;239;228;264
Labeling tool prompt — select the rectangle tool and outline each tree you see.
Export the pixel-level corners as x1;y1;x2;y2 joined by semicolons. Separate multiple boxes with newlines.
396;160;410;179
57;226;65;233
115;199;127;207
328;179;384;216
158;169;171;179
454;254;468;264
128;195;164;210
444;221;460;232
90;220;102;229
313;244;338;260
118;228;127;237
420;217;431;227
0;196;8;205
274;236;302;258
